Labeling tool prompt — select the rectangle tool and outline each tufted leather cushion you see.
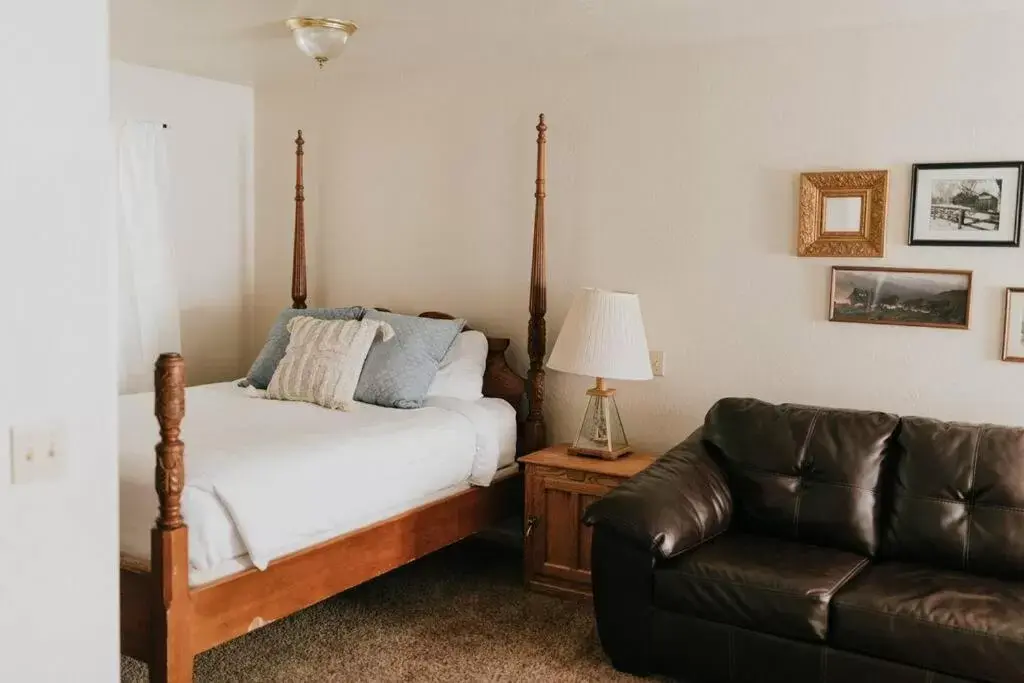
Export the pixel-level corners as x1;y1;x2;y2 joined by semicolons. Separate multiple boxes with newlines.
653;533;868;643
703;398;899;556
884;417;1024;578
831;562;1024;683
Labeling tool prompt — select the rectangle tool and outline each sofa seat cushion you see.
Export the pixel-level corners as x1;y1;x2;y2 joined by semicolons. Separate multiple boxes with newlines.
653;533;868;643
831;562;1024;683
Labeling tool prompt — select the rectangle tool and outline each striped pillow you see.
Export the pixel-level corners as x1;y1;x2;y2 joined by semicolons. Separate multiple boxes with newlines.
266;316;395;411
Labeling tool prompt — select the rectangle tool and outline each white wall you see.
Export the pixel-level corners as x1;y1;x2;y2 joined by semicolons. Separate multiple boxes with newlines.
112;61;256;383
0;1;118;681
256;14;1024;450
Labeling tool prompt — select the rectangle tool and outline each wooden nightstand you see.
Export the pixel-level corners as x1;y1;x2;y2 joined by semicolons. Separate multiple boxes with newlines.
521;444;658;600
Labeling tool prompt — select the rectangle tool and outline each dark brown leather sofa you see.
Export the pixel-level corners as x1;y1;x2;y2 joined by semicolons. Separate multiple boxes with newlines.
584;398;1024;683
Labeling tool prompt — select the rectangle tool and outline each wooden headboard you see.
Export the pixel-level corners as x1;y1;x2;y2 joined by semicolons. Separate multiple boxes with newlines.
288;115;549;453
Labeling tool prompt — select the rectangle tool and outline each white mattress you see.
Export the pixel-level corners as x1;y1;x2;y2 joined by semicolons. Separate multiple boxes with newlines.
119;382;517;586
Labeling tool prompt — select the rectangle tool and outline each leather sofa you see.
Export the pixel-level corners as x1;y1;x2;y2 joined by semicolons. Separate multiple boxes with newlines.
584;398;1024;683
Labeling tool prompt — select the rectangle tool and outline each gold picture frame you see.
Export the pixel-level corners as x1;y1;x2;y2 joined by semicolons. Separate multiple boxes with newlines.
799;170;889;257
1002;288;1024;362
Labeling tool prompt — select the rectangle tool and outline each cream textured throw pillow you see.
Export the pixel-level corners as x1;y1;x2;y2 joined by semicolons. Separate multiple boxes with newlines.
266;316;395;411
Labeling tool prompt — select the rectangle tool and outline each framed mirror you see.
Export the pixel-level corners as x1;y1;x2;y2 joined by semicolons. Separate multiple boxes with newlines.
798;170;889;257
823;195;864;232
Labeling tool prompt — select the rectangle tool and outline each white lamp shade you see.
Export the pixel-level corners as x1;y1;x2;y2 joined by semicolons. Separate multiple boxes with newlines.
547;288;653;381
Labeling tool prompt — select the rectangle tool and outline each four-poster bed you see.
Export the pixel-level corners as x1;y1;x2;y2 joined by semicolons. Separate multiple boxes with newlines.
119;114;550;682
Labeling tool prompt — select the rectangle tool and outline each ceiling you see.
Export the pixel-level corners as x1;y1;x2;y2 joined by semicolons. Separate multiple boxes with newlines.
111;0;1024;85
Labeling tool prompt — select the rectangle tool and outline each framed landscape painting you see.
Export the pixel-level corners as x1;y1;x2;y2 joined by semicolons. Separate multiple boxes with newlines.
909;162;1024;247
829;266;972;330
1002;288;1024;362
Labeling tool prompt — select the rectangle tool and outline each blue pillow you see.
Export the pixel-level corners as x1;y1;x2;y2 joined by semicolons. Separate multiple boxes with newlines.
246;307;364;389
354;311;465;409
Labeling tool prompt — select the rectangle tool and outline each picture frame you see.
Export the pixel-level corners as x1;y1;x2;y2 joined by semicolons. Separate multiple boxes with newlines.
829;266;972;330
1002;288;1024;362
909;162;1024;247
798;170;889;257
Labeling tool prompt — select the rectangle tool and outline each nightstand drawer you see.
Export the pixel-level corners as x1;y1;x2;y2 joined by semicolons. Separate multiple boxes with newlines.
521;445;656;600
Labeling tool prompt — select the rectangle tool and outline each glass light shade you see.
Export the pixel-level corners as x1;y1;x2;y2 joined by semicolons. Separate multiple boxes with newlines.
286;17;357;66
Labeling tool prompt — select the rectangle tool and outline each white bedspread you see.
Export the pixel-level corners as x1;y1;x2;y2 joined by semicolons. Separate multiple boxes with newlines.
119;382;517;580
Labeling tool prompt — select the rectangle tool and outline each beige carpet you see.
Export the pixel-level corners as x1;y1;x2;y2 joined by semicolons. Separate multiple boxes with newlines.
121;541;657;682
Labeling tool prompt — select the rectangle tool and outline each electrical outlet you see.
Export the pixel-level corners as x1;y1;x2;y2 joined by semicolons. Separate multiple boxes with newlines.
649;350;666;377
10;424;68;484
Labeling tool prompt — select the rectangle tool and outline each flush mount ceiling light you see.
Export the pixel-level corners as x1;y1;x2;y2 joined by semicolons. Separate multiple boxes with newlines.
285;17;358;68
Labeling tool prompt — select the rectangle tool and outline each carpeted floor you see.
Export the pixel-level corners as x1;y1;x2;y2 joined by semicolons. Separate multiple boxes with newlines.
121;540;658;682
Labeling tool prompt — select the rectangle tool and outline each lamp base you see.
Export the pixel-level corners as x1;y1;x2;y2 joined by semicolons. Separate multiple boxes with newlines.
568;378;633;460
568;444;634;461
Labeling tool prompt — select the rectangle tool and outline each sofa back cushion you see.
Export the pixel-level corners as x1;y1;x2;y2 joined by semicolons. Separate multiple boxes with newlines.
885;417;1024;578
703;398;899;556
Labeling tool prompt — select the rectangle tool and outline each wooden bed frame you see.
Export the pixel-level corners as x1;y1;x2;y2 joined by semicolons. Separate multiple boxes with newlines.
120;114;550;682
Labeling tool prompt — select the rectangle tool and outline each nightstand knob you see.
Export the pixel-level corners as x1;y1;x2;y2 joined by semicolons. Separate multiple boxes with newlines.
525;515;539;538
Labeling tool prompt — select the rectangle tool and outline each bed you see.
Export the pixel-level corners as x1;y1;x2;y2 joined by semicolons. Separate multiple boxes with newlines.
120;114;550;682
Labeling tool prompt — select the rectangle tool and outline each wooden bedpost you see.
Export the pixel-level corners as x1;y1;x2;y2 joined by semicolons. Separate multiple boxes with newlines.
151;353;193;683
524;114;548;453
292;130;307;309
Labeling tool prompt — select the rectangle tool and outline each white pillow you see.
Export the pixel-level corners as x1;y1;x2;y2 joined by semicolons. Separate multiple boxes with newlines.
266;316;394;411
426;330;488;400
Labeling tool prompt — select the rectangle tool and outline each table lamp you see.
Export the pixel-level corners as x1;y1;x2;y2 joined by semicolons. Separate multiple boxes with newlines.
547;288;652;459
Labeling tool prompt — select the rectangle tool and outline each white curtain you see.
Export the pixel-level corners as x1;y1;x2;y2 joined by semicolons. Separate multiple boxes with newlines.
117;122;180;394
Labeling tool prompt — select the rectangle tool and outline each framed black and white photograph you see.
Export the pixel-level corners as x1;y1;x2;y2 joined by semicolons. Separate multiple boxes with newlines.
829;266;972;330
909;162;1024;247
1002;288;1024;362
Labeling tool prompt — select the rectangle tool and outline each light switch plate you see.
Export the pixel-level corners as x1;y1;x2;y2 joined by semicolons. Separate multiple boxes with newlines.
10;424;68;484
650;350;666;377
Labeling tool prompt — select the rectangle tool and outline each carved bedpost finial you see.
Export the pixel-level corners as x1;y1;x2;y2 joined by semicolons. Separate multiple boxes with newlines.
524;113;548;453
154;353;186;531
292;129;308;309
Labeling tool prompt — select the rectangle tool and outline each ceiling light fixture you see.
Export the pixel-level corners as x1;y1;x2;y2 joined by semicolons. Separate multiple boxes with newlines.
285;17;358;69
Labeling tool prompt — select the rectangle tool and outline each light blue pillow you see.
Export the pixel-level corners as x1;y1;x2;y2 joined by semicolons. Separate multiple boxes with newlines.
354;310;465;409
246;307;365;389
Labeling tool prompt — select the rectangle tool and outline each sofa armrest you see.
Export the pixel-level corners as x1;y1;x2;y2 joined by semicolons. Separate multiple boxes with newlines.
583;429;732;559
590;526;657;675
